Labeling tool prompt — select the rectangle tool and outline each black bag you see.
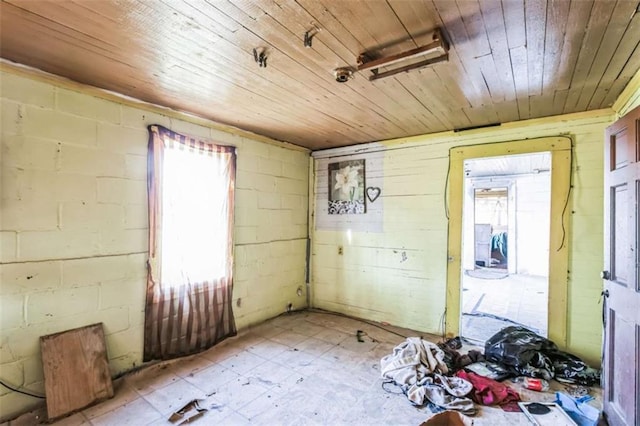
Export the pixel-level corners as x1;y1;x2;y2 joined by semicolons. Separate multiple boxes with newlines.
484;326;600;385
484;326;557;368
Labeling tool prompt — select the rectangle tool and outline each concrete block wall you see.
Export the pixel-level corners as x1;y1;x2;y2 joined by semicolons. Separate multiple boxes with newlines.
0;70;309;421
311;110;613;367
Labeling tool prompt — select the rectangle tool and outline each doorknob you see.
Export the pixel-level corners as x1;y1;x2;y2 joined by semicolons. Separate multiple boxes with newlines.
602;289;610;298
600;270;611;280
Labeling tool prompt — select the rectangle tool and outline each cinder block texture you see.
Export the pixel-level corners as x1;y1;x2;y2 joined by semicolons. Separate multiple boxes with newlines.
312;113;611;368
0;71;309;422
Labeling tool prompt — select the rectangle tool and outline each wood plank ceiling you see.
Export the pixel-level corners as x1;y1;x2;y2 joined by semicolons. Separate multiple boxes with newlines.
1;0;640;150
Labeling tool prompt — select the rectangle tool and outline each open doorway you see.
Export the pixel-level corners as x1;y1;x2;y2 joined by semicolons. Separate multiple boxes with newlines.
460;152;551;343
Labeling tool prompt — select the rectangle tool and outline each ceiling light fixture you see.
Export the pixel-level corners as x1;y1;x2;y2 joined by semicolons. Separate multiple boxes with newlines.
333;67;354;83
357;28;449;81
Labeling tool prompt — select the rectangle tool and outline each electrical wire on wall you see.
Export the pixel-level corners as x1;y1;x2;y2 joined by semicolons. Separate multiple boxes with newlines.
557;136;574;252
0;379;45;399
443;135;574;339
444;158;451;220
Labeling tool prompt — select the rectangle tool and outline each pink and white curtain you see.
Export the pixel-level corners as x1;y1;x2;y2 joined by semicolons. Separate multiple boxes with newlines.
144;125;236;361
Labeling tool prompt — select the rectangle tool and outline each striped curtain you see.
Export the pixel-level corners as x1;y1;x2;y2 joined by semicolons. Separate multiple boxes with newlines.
144;125;237;361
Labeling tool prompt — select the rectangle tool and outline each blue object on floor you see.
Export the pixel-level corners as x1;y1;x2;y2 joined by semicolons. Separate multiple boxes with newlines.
554;391;600;426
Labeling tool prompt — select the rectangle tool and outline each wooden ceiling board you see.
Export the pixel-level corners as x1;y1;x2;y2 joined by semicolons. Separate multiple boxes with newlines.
502;0;526;49
287;0;440;134
435;1;501;111
126;1;385;142
509;45;530;119
394;71;459;129
2;0;640;150
525;0;548;98
386;0;440;47
1;2;295;134
231;0;413;135
554;0;594;92
386;0;474;117
541;0;571;96
576;0;640;111
456;0;492;57
7;0;375;144
562;0;618;114
493;99;520;125
588;11;640;109
478;0;517;102
196;0;417;142
542;1;588;118
602;35;640;107
300;0;446;132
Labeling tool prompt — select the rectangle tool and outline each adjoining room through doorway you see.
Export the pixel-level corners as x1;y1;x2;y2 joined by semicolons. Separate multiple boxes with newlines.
460;152;551;343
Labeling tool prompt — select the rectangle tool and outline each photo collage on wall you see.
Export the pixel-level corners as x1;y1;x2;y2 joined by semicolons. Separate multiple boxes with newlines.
328;159;366;214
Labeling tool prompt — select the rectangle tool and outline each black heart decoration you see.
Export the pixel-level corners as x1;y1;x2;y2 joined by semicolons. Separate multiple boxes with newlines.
366;187;381;203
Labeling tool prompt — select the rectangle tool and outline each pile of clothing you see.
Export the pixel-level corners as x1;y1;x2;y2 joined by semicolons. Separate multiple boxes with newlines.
380;327;600;416
380;337;518;415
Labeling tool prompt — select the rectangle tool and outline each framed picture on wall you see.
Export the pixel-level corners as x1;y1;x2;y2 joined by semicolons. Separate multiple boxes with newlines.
328;159;366;214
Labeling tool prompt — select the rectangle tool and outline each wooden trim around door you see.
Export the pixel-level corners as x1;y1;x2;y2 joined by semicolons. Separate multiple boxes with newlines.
445;136;572;349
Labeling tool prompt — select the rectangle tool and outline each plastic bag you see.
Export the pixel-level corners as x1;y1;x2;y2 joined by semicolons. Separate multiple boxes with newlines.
549;352;600;386
484;326;600;385
484;326;557;367
555;392;600;426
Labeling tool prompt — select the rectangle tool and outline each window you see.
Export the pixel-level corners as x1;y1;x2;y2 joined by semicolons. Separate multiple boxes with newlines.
144;125;237;360
160;144;229;288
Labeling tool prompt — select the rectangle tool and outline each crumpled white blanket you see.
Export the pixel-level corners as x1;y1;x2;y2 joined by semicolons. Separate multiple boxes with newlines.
380;337;448;403
381;337;474;414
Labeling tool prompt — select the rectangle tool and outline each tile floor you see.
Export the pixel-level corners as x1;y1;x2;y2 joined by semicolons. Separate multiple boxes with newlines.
461;273;548;342
4;311;600;425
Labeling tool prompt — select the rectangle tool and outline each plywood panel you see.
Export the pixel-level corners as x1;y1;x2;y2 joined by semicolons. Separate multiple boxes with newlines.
40;323;114;420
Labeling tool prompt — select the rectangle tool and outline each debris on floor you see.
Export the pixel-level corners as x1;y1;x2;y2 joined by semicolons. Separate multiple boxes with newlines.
168;399;207;425
380;326;603;424
519;401;578;425
420;410;473;425
464;361;511;381
455;370;520;411
484;326;600;386
554;392;599;426
4;310;604;425
512;376;550;392
380;337;476;414
355;329;378;343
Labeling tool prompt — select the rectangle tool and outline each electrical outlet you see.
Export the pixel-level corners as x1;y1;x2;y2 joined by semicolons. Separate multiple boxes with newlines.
338;246;343;255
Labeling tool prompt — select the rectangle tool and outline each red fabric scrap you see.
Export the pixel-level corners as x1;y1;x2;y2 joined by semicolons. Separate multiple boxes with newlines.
455;370;521;412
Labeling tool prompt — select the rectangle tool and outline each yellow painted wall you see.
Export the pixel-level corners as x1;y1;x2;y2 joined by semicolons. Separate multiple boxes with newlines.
0;69;309;421
312;109;614;367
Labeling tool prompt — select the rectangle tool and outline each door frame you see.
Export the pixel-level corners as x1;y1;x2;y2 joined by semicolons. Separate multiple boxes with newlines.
445;136;572;348
466;179;517;274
